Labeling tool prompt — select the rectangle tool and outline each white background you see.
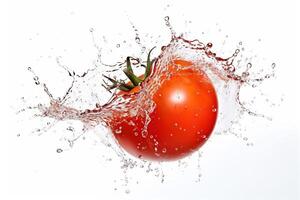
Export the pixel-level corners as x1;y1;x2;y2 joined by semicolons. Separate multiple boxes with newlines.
2;0;300;199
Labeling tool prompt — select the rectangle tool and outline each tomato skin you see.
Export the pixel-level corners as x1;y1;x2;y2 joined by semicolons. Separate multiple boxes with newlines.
110;60;218;161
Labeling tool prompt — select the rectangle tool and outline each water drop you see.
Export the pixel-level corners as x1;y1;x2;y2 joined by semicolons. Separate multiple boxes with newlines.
115;129;122;134
56;148;63;153
206;43;213;48
66;126;74;132
234;49;240;55
242;72;250;77
33;76;40;85
135;36;140;44
125;189;130;194
271;63;276;69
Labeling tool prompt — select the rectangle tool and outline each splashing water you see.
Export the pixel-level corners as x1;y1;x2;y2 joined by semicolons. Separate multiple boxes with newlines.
34;36;274;135
19;16;276;192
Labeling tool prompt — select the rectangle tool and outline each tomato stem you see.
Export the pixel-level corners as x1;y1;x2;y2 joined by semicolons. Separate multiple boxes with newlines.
102;74;134;92
102;47;156;92
123;67;142;86
126;57;134;74
145;47;156;79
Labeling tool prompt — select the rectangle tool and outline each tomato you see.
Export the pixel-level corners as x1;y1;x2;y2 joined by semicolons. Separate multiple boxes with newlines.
108;59;218;161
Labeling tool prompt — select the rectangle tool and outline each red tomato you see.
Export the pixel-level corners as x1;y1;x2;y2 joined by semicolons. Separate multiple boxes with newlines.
109;60;218;161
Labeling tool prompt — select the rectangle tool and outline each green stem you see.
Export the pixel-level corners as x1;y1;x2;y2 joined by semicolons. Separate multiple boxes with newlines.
145;47;156;79
123;68;142;86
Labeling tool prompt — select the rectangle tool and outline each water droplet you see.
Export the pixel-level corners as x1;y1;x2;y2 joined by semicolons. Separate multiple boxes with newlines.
125;189;130;194
242;72;250;77
162;148;167;153
271;63;276;69
115;129;122;134
206;43;213;48
89;28;94;32
116;44;120;48
33;76;40;85
135;36;140;43
174;122;178;127
56;148;63;153
66;126;74;132
234;49;240;55
212;108;217;112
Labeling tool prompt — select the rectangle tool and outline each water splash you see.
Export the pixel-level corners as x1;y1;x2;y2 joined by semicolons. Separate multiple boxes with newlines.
19;16;277;193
